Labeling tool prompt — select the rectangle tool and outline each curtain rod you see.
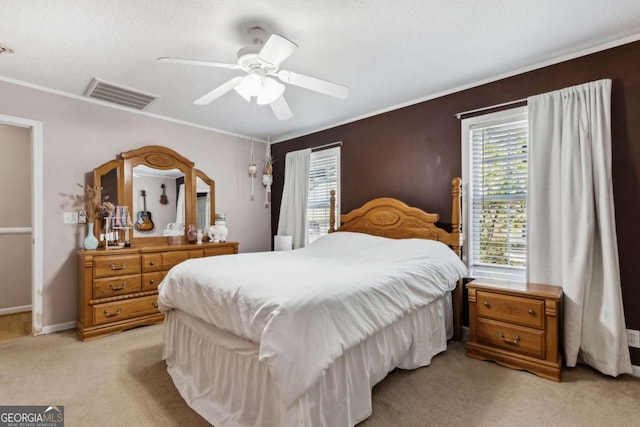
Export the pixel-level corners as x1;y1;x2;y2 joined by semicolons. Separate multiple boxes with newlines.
311;141;343;152
455;98;527;119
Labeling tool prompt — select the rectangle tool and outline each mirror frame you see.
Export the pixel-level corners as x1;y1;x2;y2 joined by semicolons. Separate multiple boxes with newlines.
93;145;216;247
93;159;124;246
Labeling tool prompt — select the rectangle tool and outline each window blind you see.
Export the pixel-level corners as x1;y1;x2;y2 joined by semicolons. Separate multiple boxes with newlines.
470;118;528;271
307;147;340;244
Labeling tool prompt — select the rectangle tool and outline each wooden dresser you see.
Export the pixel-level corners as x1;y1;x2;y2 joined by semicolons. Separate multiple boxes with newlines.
77;242;238;340
466;278;563;381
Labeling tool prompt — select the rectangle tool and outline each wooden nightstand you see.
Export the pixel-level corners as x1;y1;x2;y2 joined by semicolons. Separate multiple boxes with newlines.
466;278;563;381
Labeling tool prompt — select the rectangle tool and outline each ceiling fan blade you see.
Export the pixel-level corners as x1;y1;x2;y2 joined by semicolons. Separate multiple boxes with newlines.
270;96;293;121
234;76;253;102
258;34;298;66
157;57;240;70
194;77;244;105
277;70;349;99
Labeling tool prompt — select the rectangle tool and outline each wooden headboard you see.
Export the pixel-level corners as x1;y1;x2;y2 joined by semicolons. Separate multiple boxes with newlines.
328;177;464;339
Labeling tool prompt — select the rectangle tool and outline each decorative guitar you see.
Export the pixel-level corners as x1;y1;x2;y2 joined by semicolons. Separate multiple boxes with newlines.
160;184;168;205
135;190;155;231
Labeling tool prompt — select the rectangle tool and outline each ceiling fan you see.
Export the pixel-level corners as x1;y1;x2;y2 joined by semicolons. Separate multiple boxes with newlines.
158;27;349;120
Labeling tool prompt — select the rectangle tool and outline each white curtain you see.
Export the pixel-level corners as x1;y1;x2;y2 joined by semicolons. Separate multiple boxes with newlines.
277;149;311;249
176;183;185;226
527;79;632;376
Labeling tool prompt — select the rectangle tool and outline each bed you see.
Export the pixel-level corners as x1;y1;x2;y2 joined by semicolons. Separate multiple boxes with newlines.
158;178;465;426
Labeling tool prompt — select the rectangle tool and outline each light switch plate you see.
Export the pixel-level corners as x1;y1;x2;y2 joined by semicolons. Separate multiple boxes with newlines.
63;212;78;224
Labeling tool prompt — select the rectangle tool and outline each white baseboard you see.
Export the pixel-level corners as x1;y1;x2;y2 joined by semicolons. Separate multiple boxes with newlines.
39;321;76;335
0;305;32;316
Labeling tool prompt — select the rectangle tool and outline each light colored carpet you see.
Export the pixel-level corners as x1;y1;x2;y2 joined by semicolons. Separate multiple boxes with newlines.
1;324;639;427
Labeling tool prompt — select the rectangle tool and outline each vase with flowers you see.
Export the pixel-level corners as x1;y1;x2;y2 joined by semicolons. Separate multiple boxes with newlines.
75;183;113;250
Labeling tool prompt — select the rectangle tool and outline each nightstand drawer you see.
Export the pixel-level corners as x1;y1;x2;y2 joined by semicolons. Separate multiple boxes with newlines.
476;318;545;359
93;295;160;325
94;255;141;278
477;291;544;329
93;274;141;299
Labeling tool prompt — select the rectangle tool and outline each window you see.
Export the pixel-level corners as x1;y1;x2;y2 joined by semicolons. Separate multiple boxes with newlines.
307;146;340;244
462;107;528;279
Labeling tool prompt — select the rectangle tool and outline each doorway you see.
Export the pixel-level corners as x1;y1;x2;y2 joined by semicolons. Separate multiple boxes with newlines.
0;114;43;340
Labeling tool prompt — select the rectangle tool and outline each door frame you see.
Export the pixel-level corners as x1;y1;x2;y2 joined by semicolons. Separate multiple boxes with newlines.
0;114;43;335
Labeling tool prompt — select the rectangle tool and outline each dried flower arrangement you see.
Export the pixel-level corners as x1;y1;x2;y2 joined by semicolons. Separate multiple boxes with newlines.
74;183;113;219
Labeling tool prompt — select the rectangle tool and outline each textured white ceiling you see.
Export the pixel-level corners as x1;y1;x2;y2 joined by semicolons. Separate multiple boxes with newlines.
1;0;639;142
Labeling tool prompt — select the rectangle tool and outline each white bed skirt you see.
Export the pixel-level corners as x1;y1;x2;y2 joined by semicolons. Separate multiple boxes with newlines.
163;294;452;427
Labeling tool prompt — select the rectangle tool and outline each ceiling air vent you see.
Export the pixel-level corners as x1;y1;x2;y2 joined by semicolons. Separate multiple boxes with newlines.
84;78;158;110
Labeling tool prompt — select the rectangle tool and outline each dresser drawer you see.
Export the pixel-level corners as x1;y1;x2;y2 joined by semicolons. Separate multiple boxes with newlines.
477;291;544;329
141;254;162;272
162;250;189;270
141;272;163;292
94;254;141;278
188;249;203;258
92;295;160;325
203;246;235;257
476;317;545;359
93;274;141;299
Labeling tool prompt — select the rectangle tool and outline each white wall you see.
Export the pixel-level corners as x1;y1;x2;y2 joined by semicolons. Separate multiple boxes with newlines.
0;79;271;327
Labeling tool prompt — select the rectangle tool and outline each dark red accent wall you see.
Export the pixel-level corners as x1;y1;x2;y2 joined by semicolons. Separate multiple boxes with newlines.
271;41;640;366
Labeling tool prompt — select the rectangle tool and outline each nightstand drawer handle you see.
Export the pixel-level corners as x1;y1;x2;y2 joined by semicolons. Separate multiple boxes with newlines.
149;261;155;266
483;301;490;308
109;282;127;291
152;302;158;308
528;308;535;315
109;263;127;270
103;308;122;317
498;331;520;345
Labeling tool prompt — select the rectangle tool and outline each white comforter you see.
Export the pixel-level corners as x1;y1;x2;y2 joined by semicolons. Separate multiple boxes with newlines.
158;231;467;407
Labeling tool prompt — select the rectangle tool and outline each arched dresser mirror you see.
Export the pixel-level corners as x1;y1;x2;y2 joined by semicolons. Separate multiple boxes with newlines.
92;145;215;246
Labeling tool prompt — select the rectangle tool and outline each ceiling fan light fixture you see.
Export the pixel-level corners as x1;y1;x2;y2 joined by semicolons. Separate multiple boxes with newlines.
257;77;285;105
234;74;285;105
242;73;264;97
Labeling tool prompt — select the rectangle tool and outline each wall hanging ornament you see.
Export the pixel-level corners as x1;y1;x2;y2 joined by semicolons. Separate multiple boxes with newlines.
263;137;273;208
248;138;257;200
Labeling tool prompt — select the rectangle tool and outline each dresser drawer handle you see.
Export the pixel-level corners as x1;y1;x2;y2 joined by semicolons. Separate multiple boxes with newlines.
103;308;122;317
109;263;128;271
483;301;490;308
152;302;158;308
498;331;520;345
149;261;155;266
109;282;127;291
528;308;535;315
